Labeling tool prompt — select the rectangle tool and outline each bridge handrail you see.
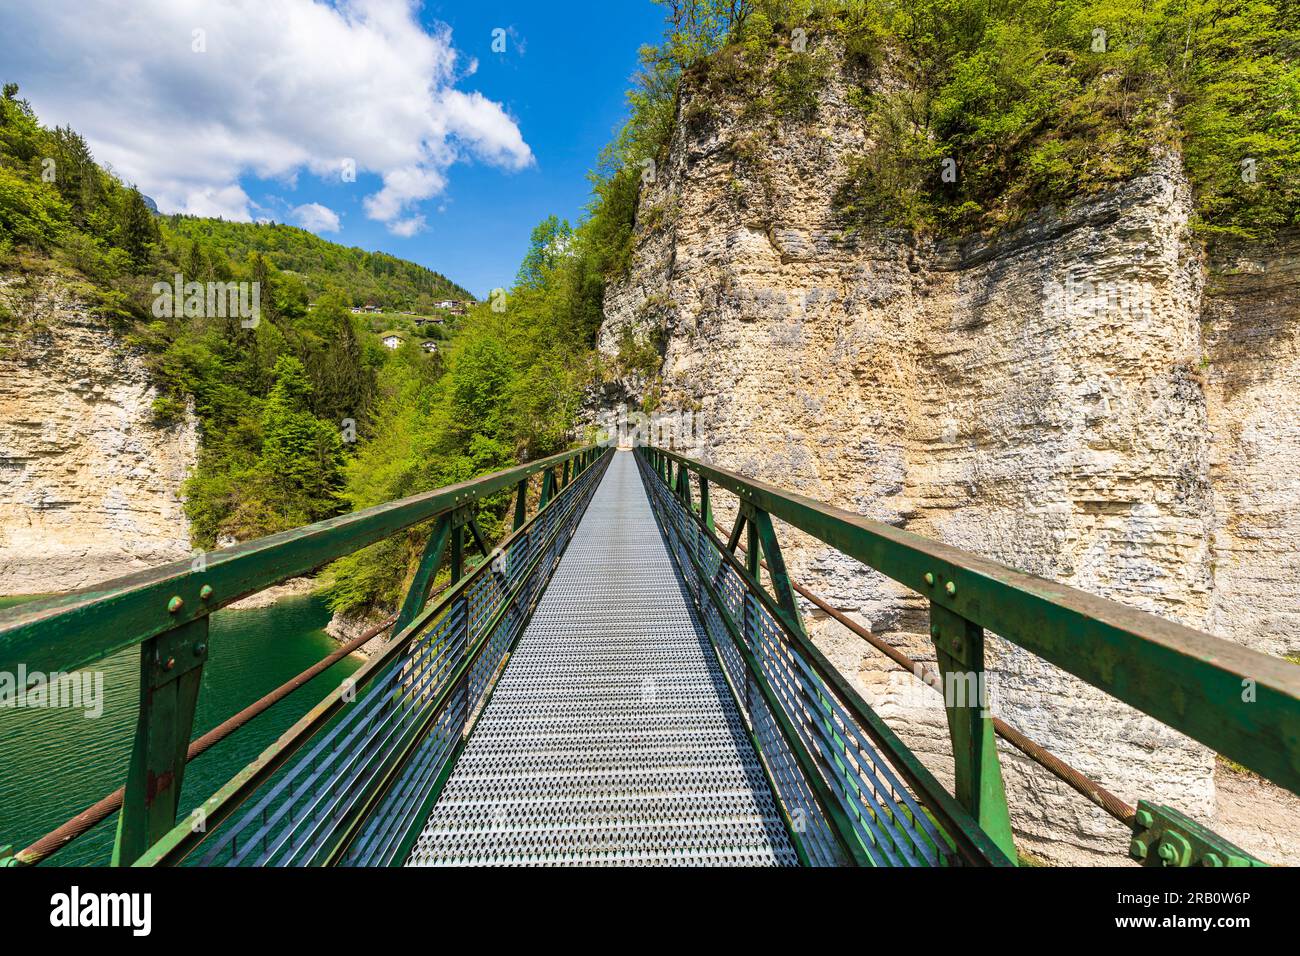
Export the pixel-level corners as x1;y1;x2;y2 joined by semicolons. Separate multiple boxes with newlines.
0;444;605;866
0;445;597;678
646;447;1300;800
137;448;612;867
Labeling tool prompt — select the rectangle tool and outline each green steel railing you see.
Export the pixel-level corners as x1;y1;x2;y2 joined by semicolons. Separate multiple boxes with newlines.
639;445;1300;867
0;445;607;867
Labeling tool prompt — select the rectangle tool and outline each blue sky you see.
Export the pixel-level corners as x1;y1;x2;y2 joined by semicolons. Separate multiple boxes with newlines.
310;1;668;297
0;0;669;299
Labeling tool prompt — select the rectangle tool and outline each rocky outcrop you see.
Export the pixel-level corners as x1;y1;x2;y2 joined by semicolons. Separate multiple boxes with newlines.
226;576;317;610
0;272;198;594
595;41;1299;863
325;609;392;658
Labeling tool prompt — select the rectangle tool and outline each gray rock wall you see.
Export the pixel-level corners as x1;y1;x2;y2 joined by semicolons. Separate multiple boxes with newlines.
595;42;1299;862
0;273;197;594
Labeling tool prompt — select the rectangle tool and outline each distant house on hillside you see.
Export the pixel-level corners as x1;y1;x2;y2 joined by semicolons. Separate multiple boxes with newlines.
380;332;405;350
434;299;470;316
421;341;439;353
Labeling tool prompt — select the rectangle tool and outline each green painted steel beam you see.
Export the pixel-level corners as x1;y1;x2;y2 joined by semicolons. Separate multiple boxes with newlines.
539;468;556;510
512;477;528;531
112;617;208;866
0;446;598;680
648;448;1300;797
724;511;747;554
930;602;1016;861
467;517;492;560
1129;800;1264;867
699;476;715;533
748;507;806;638
132;449;612;867
393;515;452;636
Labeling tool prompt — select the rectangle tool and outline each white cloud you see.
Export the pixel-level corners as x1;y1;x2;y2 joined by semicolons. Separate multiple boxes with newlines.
389;216;427;238
293;202;342;233
184;185;254;222
363;166;446;224
0;0;534;232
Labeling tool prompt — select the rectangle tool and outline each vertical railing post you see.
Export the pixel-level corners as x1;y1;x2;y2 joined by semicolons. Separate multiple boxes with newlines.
699;475;714;533
929;600;1017;862
395;514;452;634
113;615;209;866
539;467;555;510
512;477;528;532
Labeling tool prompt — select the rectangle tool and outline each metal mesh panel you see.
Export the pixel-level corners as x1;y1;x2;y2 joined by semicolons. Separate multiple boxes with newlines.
406;451;798;867
636;451;957;868
190;452;609;867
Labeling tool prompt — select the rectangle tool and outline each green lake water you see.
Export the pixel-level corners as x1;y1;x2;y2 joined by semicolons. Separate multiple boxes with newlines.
0;592;363;865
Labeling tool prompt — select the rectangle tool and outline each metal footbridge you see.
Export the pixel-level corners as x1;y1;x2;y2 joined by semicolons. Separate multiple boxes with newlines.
407;454;796;866
3;445;1298;868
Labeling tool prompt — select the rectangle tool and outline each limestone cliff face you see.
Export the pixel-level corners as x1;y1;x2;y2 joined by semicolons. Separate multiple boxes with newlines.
1202;238;1300;661
596;42;1298;862
0;273;198;594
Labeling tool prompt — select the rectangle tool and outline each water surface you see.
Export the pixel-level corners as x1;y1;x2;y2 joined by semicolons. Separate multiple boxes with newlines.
0;592;362;865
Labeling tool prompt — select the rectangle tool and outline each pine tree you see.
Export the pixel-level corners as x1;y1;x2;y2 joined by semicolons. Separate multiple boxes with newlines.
258;355;344;527
118;187;158;265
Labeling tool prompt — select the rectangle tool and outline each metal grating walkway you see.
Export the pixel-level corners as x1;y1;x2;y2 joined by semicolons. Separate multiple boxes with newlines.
405;450;798;866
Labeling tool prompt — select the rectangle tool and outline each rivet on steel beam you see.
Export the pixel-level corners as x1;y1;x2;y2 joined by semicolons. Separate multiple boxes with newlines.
199;584;213;600
945;581;957;596
167;596;184;614
1134;808;1153;829
1202;852;1224;867
195;643;207;657
1129;836;1150;860
923;572;935;587
163;657;176;672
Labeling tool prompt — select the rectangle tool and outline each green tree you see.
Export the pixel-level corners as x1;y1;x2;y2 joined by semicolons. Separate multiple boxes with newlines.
516;215;573;287
118;188;159;265
254;355;344;530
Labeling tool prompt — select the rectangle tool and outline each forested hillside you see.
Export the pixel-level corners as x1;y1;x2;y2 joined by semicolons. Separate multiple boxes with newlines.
8;0;1299;616
164;216;472;311
327;0;1300;613
0;83;453;547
